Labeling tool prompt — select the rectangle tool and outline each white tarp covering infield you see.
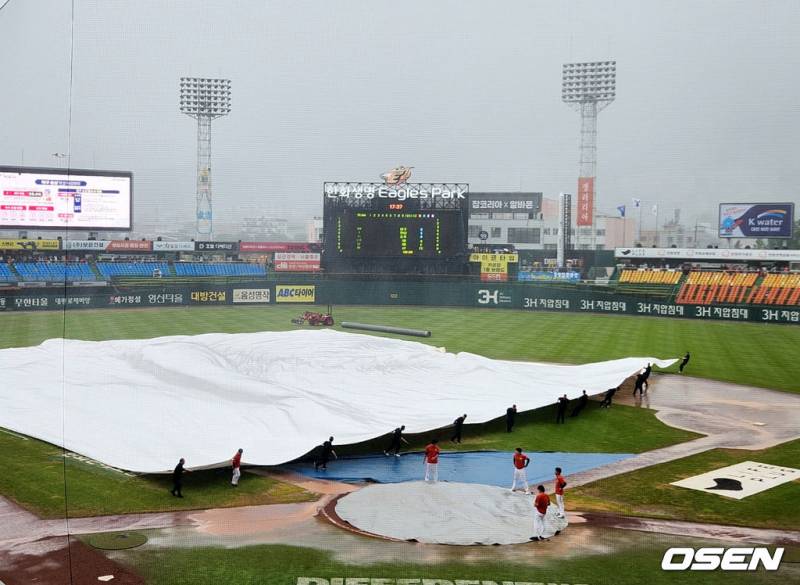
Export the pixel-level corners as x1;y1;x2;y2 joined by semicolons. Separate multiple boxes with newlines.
0;330;676;473
335;481;569;545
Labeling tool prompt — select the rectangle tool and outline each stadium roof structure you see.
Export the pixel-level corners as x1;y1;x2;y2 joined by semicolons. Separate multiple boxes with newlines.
0;330;676;473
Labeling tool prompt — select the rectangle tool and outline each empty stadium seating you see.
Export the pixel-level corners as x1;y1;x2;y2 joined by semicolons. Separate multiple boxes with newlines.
96;262;171;278
677;271;760;305
618;269;682;285
173;262;266;277
0;263;16;281
746;273;800;306
13;262;96;282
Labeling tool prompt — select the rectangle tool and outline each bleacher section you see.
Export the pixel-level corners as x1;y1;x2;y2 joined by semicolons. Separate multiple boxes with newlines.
746;273;800;306
0;263;15;282
13;262;96;282
618;269;682;285
676;271;759;305
96;262;171;278
173;263;266;277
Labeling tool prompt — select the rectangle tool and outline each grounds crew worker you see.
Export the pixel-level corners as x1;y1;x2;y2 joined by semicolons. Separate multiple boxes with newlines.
231;448;243;486
171;458;190;497
506;404;517;433
384;425;409;457
451;414;467;443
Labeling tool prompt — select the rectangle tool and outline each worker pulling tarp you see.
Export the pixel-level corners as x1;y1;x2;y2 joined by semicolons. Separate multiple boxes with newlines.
0;329;676;473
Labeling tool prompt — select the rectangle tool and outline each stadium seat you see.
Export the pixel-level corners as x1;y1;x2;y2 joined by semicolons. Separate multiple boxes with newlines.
14;262;95;282
173;262;266;277
96;262;171;278
0;263;16;282
618;269;681;285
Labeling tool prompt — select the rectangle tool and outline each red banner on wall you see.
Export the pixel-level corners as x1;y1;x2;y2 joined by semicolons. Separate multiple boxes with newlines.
107;240;153;252
577;177;594;226
274;252;321;272
240;242;315;252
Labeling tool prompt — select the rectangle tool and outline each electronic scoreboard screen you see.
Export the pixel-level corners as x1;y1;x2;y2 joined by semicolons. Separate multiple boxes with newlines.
330;208;466;258
0;166;132;230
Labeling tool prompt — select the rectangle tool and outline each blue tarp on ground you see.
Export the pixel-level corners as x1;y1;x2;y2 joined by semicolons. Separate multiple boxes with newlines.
285;450;633;487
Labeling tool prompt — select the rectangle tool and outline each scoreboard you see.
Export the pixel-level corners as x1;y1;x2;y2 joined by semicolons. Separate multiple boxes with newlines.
322;182;469;262
330;207;465;258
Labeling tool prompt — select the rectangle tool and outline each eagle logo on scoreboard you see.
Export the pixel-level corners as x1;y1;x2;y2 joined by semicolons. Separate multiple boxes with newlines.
380;166;413;185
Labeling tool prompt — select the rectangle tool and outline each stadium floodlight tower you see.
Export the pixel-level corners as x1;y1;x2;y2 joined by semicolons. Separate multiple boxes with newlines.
561;61;616;249
179;77;232;240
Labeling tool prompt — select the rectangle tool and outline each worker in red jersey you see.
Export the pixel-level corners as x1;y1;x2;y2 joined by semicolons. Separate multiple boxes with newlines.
231;448;243;487
554;467;567;518
510;447;530;494
530;485;551;541
423;438;440;482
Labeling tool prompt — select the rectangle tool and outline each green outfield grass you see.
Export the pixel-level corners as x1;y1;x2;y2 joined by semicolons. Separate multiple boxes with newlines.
569;438;800;530
337;399;700;457
0;305;797;392
121;542;796;585
0;398;697;518
0;429;316;519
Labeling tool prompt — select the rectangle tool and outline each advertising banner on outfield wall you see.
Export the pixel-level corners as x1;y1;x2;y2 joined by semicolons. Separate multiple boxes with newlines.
470;253;517;282
189;288;228;304
0;239;60;250
240;242;297;252
615;247;800;262
63;240;111;251
275;285;316;303
107;240;153;252
274;252;321;272
195;241;238;252
468;192;542;215
108;291;185;307
719;203;794;238
153;241;195;252
232;288;271;303
1;281;799;324
518;271;581;282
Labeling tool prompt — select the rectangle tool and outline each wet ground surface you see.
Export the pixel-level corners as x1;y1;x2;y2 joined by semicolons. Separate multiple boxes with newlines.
2;374;800;583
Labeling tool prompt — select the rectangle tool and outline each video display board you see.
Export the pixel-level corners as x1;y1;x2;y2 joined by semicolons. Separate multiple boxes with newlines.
323;182;469;260
719;203;794;238
0;166;132;230
329;208;465;258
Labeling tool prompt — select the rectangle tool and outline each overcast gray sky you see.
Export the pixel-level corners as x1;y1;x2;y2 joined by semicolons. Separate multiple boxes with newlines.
1;0;798;233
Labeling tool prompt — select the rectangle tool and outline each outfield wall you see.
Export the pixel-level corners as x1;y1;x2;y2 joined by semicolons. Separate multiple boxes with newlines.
0;280;798;324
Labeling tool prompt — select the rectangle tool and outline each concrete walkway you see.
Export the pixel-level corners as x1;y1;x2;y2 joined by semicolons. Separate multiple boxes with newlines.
540;374;800;492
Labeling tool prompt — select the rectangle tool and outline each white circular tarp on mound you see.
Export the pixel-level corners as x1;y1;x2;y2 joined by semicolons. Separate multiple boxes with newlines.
0;329;676;473
335;481;568;545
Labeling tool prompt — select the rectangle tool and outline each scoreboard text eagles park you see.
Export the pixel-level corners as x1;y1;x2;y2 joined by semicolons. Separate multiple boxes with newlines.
322;182;469;259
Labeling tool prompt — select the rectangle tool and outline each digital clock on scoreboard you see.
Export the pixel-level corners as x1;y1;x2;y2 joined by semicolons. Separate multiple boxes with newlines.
330;208;465;258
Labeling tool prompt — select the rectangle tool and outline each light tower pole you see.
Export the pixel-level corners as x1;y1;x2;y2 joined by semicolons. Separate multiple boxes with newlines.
179;77;231;240
562;61;616;250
